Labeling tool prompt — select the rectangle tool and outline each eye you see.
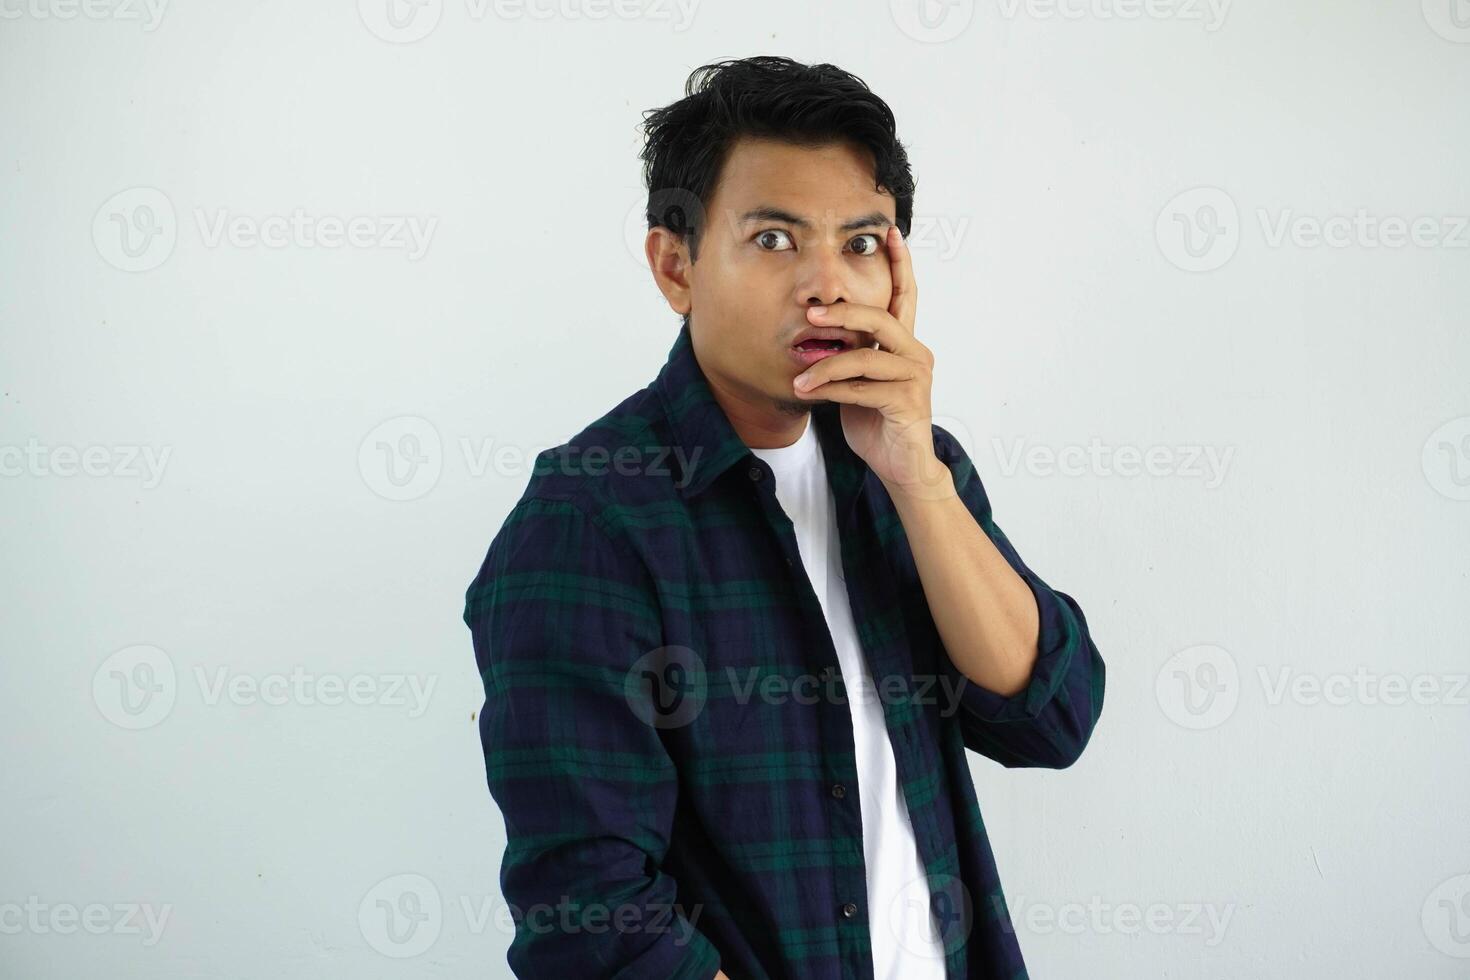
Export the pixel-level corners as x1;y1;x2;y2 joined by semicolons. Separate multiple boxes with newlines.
754;229;794;251
849;233;883;256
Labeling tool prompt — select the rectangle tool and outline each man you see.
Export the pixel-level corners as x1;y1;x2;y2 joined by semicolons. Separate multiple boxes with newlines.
463;55;1106;979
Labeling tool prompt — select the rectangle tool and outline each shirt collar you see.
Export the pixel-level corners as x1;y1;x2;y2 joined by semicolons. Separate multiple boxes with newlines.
653;322;869;512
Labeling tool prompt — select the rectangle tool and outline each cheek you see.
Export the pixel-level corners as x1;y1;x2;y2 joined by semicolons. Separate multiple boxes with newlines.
704;248;773;297
714;264;782;316
858;273;892;309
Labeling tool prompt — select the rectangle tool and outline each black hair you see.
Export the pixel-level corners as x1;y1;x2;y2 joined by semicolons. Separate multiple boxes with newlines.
638;56;916;329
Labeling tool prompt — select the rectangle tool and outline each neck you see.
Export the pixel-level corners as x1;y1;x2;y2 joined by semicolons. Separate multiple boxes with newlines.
705;373;813;450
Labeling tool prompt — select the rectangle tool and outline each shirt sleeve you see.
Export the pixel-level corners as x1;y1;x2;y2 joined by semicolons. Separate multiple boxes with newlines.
463;495;723;979
928;425;1107;769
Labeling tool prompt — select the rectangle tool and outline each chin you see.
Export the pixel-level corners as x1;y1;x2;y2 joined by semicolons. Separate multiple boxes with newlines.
772;396;817;417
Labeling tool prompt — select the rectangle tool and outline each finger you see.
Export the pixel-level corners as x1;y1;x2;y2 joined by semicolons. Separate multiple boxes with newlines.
793;347;915;391
886;225;917;334
807;302;920;359
792;376;898;410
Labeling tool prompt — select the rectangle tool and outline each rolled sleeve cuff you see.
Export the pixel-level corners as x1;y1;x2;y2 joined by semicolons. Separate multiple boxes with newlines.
948;570;1081;724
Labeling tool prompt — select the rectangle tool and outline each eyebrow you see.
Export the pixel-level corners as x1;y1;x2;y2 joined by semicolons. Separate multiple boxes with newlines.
738;206;893;234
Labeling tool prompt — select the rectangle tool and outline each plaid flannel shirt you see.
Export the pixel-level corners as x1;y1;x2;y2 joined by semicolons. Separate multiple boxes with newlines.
463;322;1106;979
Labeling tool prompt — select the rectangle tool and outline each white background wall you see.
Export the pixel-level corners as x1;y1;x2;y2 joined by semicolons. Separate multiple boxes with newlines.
3;1;1467;977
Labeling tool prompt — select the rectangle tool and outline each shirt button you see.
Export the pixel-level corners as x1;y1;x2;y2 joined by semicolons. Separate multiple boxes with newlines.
819;666;835;681
785;556;793;567
747;465;764;481
830;783;846;799
841;902;858;919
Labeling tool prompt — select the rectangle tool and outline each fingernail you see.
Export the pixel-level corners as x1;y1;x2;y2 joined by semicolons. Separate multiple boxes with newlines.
809;306;827;317
794;373;811;389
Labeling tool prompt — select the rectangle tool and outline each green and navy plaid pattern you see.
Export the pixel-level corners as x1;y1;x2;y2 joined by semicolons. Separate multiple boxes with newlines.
463;322;1106;979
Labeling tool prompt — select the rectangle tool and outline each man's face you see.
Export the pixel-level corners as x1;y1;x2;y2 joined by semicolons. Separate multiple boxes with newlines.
666;137;897;420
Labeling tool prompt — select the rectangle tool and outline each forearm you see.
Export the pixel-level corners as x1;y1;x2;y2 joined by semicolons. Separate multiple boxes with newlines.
884;462;1039;698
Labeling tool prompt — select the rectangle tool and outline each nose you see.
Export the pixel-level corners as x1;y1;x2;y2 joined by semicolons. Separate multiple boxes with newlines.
793;243;850;309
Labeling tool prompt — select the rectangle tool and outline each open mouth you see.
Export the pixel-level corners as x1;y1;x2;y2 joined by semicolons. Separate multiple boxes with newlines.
789;334;854;368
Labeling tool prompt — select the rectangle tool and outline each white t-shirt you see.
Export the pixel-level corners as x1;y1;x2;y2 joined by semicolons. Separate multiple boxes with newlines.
748;415;948;979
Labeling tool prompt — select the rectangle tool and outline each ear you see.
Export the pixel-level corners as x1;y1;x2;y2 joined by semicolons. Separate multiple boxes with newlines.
646;227;692;316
